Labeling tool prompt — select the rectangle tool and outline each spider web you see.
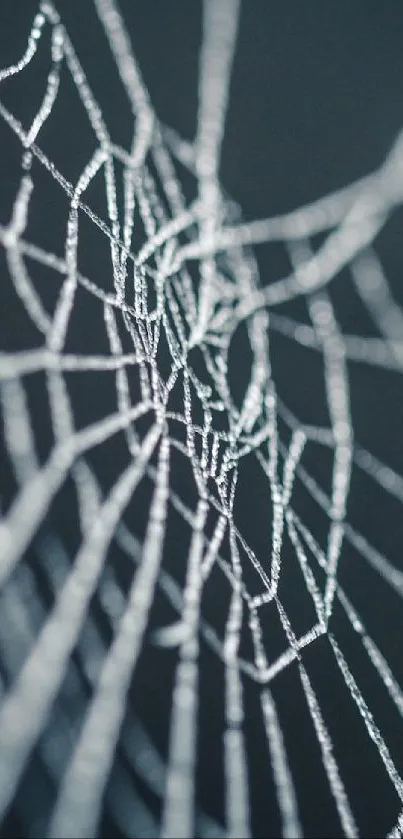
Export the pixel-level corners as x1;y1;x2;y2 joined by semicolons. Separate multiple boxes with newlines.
0;1;403;837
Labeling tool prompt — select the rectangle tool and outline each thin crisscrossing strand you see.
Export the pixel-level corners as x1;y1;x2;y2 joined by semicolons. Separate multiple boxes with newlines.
0;1;403;837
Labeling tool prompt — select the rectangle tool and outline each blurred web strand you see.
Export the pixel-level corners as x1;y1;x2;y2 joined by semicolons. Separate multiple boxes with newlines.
162;3;241;836
0;1;402;838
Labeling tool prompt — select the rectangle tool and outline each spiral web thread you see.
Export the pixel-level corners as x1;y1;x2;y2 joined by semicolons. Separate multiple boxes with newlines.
0;1;403;837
